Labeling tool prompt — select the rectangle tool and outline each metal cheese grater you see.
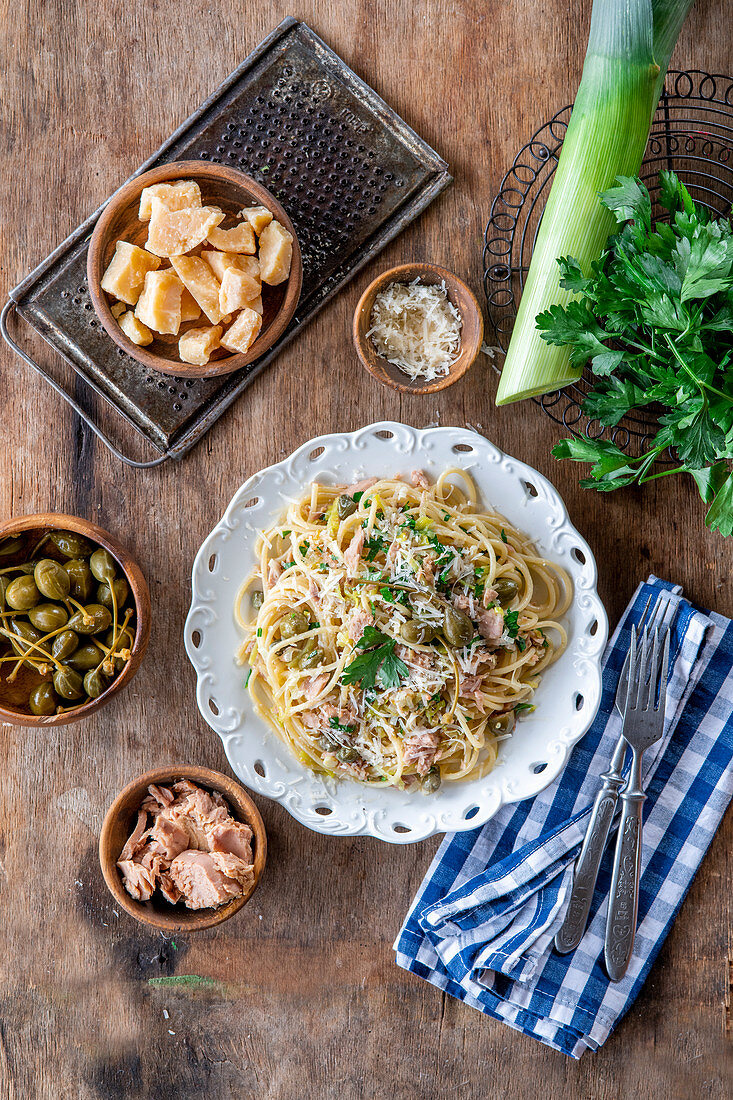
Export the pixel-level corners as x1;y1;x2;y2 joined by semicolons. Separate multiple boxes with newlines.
2;18;451;467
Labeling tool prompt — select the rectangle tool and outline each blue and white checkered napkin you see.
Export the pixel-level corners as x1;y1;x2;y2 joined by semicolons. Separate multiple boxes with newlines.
394;576;733;1057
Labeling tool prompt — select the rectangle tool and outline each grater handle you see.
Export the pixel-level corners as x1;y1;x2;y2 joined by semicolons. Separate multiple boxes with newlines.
1;300;169;469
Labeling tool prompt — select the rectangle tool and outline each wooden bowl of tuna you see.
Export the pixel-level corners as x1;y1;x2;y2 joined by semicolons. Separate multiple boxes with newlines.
99;766;267;932
87;161;302;378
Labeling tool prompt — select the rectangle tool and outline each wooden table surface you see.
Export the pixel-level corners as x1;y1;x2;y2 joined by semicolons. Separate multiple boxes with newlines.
1;1;732;1097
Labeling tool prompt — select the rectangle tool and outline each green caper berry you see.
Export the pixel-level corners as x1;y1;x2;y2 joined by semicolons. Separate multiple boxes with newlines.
336;494;357;519
104;626;134;651
421;767;441;793
6;575;41;611
83;668;109;699
336;746;360;764
34;559;71;601
89;548;116;583
0;535;24;558
494;578;520;604
97;578;129;610
67;643;104;671
65;559;95;601
28;603;69;632
48;531;93;559
29;682;57;716
488;712;514;737
442;606;474;647
280;609;309;640
400;619;437;645
251;589;264;610
66;604;112;635
52;630;79;661
53;666;84;700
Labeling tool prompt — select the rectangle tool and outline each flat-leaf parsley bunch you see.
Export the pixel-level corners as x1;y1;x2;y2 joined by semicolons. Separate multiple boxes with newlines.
538;171;733;535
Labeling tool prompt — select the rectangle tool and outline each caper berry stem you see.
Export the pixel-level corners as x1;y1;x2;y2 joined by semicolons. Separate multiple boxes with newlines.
0;653;52;673
0;623;71;682
27;533;51;559
92;609;133;677
109;574;119;668
65;596;94;624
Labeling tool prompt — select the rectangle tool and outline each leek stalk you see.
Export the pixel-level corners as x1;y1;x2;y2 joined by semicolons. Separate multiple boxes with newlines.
496;0;695;405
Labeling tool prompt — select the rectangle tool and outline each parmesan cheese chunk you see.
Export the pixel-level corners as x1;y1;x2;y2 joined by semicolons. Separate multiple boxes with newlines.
366;279;463;381
179;325;223;366
239;205;273;235
180;287;202;322
206;222;256;254
202;250;260;283
258;220;293;285
110;300;127;319
118;311;154;346
134;269;183;335
170;255;225;325
101;241;161;306
138;180;202;222
220;308;262;354
146;202;225;258
219;266;261;314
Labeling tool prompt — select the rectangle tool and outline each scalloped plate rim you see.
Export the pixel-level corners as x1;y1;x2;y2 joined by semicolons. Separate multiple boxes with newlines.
185;421;608;843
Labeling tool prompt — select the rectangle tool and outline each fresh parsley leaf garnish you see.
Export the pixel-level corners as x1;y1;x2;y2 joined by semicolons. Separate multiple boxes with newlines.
541;170;733;537
364;533;387;561
352;491;364;503
503;609;520;638
341;627;408;690
500;528;508;544
299;541;310;555
379;586;409;606
514;702;535;714
329;716;356;733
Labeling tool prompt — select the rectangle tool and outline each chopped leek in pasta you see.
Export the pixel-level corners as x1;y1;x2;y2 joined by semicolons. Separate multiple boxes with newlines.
235;469;571;791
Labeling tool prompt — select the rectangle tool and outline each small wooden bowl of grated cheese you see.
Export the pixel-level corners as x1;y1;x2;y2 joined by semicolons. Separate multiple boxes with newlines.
352;263;484;394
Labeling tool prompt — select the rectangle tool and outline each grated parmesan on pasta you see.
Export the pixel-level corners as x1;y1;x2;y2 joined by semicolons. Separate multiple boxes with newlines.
366;279;462;381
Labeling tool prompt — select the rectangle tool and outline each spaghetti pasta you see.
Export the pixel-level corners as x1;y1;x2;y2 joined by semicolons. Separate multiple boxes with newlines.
235;469;572;791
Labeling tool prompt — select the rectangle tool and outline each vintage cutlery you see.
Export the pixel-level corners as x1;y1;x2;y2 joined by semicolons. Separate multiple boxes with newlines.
604;621;670;981
554;593;674;955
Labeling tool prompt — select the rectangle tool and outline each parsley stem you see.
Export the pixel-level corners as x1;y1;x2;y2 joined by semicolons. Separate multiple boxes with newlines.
663;333;733;404
638;463;686;484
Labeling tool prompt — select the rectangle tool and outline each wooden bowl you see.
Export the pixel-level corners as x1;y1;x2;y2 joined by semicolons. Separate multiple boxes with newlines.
352;263;484;395
99;766;267;932
87;161;302;379
0;514;150;727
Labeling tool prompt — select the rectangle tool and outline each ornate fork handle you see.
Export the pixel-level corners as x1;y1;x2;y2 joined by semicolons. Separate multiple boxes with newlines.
554;765;624;954
604;762;645;981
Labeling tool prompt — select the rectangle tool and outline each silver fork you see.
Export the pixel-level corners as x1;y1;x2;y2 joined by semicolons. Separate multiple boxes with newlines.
604;621;670;981
554;593;674;955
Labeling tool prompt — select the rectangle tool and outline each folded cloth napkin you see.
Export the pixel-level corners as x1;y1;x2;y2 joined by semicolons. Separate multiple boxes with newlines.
394;576;733;1057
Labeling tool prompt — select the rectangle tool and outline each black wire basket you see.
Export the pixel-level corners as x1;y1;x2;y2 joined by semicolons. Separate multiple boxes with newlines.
483;69;733;457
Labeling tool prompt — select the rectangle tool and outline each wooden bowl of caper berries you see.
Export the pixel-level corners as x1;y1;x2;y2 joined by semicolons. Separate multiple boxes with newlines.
0;515;150;726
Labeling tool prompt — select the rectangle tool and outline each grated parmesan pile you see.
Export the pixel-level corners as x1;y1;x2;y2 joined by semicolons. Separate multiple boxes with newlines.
366;278;462;381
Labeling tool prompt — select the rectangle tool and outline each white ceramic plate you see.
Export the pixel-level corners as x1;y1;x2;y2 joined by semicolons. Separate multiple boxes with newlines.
185;422;607;843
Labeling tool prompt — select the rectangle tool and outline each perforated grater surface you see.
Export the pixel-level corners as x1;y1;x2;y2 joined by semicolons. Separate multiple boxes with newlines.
2;18;451;467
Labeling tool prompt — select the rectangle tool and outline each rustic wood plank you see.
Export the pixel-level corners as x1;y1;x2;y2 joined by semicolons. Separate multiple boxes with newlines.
0;1;731;1097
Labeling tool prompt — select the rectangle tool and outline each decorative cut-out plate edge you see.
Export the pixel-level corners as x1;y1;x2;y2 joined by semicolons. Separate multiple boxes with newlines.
185;422;608;843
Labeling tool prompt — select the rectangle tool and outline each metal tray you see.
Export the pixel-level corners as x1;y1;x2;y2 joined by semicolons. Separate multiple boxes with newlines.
2;17;451;468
